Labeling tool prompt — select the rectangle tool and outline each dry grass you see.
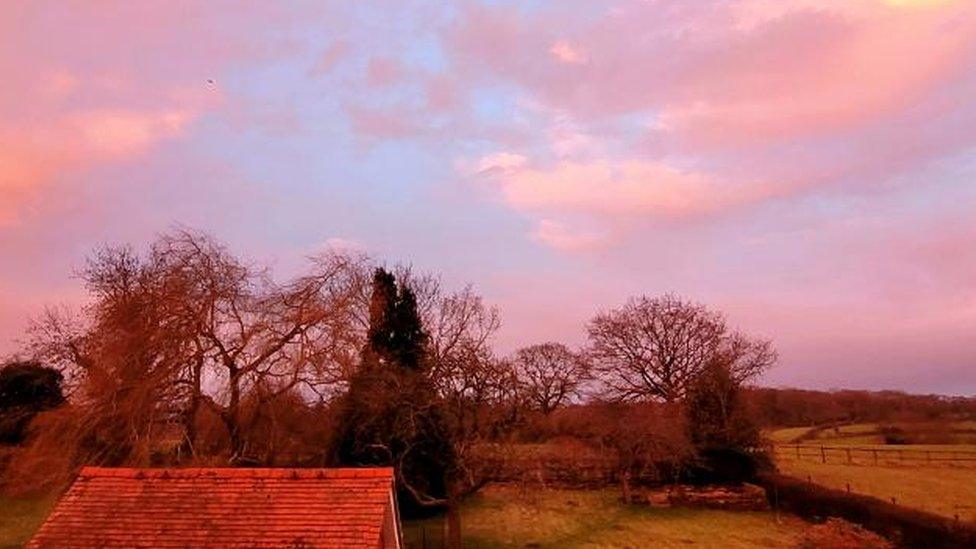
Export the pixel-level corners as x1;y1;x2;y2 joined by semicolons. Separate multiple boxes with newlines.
0;495;56;548
764;427;814;443
769;422;976;446
405;485;815;548
777;460;976;523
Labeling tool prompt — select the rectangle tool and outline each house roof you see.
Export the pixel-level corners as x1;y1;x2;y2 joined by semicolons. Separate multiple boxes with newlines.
28;466;398;548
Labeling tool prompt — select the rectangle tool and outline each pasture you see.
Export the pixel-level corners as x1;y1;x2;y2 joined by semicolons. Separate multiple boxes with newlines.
768;421;976;446
775;459;976;524
770;422;976;524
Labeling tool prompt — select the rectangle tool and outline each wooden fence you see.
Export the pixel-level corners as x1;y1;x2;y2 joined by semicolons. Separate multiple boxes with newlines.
774;444;976;466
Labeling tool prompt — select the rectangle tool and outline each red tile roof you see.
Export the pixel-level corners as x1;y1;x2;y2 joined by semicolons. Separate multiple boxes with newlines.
28;467;398;548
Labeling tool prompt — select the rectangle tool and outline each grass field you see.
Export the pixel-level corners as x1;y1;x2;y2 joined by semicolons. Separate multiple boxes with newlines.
0;496;56;549
404;485;815;548
764;427;813;444
768;422;976;446
777;460;976;523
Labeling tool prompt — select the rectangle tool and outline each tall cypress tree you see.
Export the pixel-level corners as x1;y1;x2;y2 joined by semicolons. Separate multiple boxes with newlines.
334;268;455;516
361;268;427;371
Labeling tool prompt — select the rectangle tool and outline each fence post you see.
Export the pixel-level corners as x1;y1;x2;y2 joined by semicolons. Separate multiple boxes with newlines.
820;446;826;464
796;445;801;460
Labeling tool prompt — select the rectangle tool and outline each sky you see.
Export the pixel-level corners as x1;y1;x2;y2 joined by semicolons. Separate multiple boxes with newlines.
2;0;975;394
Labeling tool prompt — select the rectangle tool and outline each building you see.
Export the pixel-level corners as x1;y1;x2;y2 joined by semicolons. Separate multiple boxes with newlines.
29;466;402;548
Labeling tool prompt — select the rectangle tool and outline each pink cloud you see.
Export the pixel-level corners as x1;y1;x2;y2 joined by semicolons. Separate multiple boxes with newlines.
530;219;604;251
494;159;775;217
348;106;422;140
366;57;406;87
70;109;192;156
549;41;588;65
311;40;349;76
453;1;976;132
464;146;784;250
0;1;302;226
0;82;204;226
425;74;461;112
445;0;976;250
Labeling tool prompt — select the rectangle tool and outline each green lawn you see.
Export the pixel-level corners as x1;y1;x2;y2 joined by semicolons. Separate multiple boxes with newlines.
0;496;56;548
406;485;814;548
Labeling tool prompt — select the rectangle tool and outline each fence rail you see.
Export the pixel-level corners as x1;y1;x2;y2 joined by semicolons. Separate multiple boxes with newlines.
774;444;976;465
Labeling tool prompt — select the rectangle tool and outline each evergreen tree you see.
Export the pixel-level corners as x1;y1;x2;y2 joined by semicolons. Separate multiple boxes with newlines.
334;268;456;516
361;268;427;371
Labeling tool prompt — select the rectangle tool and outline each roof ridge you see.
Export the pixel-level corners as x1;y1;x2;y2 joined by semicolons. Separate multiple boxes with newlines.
78;466;395;480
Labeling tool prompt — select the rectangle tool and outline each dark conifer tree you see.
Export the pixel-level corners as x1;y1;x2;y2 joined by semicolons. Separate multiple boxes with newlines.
333;268;455;516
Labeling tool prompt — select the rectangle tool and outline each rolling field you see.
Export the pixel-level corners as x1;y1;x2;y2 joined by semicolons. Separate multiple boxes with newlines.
768;421;976;446
770;422;976;523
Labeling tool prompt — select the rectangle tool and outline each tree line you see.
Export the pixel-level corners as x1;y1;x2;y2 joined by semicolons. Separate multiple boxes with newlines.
0;229;778;518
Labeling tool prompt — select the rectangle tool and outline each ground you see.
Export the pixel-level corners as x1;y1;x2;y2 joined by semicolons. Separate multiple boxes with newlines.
0;495;56;549
404;485;817;548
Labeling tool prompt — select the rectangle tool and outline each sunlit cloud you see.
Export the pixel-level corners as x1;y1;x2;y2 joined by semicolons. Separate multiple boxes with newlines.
491;159;773;218
549;41;588;65
530;219;604;251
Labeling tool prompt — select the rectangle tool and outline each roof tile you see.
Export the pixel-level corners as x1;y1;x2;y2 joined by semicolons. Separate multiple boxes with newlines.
29;467;396;548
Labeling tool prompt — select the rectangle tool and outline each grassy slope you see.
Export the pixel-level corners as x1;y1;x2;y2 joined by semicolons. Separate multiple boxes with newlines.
405;485;811;549
777;460;976;523
764;427;814;444
0;496;56;549
769;422;976;446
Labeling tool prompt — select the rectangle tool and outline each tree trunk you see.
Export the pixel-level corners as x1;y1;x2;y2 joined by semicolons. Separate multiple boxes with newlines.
180;357;203;460
226;365;244;461
446;498;462;549
620;469;632;504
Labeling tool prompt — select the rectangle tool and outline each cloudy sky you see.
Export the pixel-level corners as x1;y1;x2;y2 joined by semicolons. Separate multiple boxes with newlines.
2;0;975;393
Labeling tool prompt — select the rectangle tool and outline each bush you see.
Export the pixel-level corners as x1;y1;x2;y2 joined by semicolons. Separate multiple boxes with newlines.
879;425;909;445
0;362;65;445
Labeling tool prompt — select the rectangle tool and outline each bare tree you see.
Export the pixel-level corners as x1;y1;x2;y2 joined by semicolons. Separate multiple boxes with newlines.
512;343;590;414
23;230;366;467
149;230;365;461
587;294;775;403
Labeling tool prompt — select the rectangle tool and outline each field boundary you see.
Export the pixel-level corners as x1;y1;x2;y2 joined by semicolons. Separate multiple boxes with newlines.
773;444;976;465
